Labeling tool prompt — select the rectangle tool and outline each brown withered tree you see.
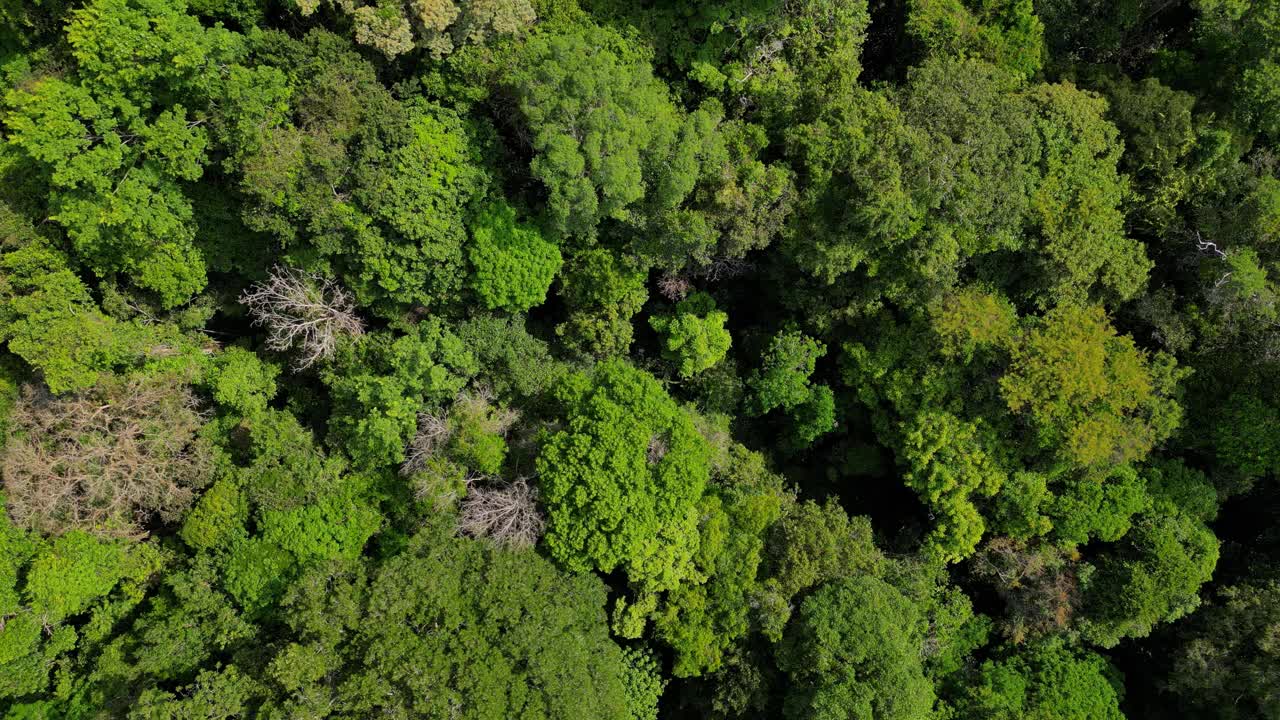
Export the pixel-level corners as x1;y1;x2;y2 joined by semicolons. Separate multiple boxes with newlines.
971;537;1082;643
1;374;213;538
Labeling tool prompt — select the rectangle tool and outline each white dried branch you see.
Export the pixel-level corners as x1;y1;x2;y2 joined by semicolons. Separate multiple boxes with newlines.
240;266;364;370
401;411;453;477
1194;231;1228;259
457;477;544;549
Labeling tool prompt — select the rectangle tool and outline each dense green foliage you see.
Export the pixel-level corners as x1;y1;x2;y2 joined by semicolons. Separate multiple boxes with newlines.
776;576;936;720
650;292;732;378
951;639;1127;719
0;0;1276;717
468;200;562;312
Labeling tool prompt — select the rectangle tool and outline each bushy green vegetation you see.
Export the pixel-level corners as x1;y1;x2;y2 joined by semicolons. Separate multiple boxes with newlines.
1;0;1277;717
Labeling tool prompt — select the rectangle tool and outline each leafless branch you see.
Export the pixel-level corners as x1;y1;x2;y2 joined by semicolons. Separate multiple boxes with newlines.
401;410;452;477
1194;231;1228;259
696;256;754;282
401;388;520;476
647;434;669;464
971;538;1080;643
657;273;692;301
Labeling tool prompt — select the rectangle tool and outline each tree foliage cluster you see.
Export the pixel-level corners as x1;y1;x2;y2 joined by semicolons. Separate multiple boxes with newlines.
0;0;1277;718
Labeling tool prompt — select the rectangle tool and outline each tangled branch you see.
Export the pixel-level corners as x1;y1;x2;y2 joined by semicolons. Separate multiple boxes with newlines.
401;410;452;477
400;387;520;477
657;273;692;301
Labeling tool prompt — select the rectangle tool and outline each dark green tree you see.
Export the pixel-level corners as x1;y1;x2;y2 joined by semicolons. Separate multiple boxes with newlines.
950;639;1126;720
506;23;690;238
1167;579;1280;720
537;360;711;631
776;576;936;720
279;525;635;719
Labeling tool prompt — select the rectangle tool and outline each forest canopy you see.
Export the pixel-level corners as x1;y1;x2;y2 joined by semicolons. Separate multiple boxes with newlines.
1;0;1278;718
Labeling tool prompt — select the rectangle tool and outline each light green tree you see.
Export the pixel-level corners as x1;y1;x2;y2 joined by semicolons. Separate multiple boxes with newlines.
651;446;788;676
468;200;562;312
0;242;181;393
536;360;712;625
747;329;836;446
189;408;382;614
650;292;732;378
1001;304;1185;470
3;0;284;307
350;100;488;313
556;248;648;358
0;500;166;702
1079;502;1219;647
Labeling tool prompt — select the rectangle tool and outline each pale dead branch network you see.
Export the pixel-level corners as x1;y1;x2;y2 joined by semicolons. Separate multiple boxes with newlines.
240;265;364;370
458;477;544;549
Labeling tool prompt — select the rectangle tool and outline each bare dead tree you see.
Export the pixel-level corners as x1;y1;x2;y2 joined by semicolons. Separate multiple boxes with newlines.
647;433;669;464
454;386;519;435
1;376;213;539
401;410;452;477
697;256;754;282
658;273;692;301
240;266;364;370
457;477;544;549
